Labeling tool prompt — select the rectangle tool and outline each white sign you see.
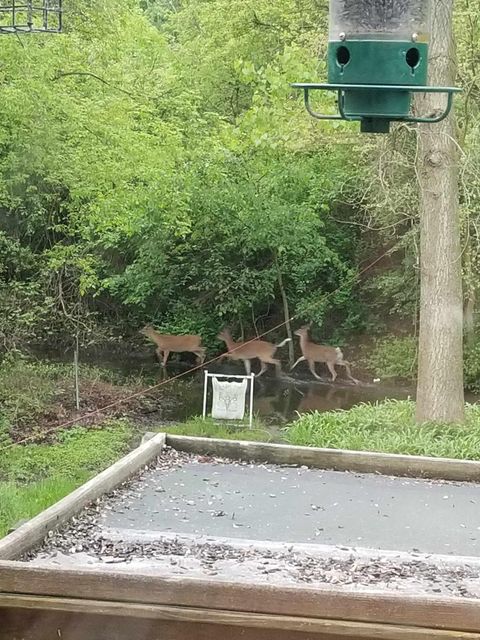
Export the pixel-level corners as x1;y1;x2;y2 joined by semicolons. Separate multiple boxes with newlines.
211;378;248;420
202;371;255;427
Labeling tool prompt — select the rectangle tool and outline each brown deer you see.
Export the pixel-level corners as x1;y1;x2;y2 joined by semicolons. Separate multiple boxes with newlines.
140;325;206;367
217;329;291;377
291;325;358;384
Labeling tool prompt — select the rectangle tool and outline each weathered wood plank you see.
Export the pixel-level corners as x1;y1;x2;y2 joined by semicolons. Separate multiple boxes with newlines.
167;434;480;482
0;610;335;640
0;594;478;639
0;433;166;561
0;562;479;633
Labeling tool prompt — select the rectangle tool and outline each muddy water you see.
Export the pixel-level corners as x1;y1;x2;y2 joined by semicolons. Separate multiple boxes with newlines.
33;346;413;424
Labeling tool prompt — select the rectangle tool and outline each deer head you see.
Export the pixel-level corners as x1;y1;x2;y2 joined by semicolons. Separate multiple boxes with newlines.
294;324;311;337
217;328;232;342
139;324;155;337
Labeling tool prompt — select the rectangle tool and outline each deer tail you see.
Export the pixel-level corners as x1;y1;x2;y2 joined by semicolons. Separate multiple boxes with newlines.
276;338;292;348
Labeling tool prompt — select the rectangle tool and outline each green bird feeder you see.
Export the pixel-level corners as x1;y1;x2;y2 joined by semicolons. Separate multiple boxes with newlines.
292;0;460;133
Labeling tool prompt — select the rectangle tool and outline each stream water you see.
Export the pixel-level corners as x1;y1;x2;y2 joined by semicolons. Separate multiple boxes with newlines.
33;346;416;424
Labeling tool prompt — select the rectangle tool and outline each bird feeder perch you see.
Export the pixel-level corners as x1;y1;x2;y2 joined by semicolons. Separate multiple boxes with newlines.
292;0;460;133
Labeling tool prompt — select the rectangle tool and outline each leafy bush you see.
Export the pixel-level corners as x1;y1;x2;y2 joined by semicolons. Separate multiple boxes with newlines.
286;400;480;460
366;334;480;391
365;336;417;380
464;340;480;393
0;355;60;426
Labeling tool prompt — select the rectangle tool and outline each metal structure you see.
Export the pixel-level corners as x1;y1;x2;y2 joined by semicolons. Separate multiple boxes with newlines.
0;0;62;34
292;0;460;133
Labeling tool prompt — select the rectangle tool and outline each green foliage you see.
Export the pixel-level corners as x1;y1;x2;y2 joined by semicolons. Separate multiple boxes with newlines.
464;339;480;393
286;400;480;460
0;0;478;377
0;422;133;483
0;356;60;426
0;0;365;351
163;416;274;442
0;354;127;428
365;336;418;381
0;419;134;537
365;335;480;391
0;476;81;539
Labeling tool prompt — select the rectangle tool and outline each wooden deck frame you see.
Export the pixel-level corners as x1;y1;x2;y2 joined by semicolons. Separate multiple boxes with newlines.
0;562;479;637
0;432;166;560
167;434;480;482
1;433;480;639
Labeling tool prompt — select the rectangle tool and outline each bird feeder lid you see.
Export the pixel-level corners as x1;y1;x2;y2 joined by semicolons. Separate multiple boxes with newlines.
329;0;431;42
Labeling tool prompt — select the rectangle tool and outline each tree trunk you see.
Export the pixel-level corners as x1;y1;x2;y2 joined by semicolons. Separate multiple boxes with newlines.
274;255;294;367
415;0;464;423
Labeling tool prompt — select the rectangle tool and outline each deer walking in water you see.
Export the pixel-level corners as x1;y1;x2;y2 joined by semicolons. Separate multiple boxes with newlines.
217;329;291;377
140;325;206;367
291;325;358;384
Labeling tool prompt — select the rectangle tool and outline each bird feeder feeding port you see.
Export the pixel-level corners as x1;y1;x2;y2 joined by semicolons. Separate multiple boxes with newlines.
292;0;460;133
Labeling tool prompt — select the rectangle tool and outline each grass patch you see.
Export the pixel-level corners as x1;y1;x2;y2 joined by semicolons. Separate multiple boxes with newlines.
0;354;152;442
0;476;84;537
0;420;134;538
163;416;275;442
285;400;480;460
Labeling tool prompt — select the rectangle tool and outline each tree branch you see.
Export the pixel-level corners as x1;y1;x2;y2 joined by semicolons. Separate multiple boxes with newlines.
52;71;138;99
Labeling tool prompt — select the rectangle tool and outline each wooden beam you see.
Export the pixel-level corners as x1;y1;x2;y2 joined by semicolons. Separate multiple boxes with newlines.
0;433;166;561
167;435;480;482
1;563;479;633
0;610;340;640
0;594;478;639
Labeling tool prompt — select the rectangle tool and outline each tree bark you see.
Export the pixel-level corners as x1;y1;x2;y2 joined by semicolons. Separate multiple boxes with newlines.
415;0;465;423
274;255;294;367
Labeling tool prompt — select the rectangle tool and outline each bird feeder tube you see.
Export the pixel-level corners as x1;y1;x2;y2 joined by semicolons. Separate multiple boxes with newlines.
293;0;460;133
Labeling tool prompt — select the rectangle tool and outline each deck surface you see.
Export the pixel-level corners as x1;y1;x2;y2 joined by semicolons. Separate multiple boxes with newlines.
101;458;479;555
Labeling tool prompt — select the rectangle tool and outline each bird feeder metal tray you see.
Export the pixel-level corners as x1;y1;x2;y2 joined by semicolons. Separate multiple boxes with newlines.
292;83;461;133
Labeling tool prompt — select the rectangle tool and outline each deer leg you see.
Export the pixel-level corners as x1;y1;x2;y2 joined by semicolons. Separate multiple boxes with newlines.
307;359;323;380
261;357;282;377
340;361;359;385
275;359;283;377
162;350;170;367
326;361;337;382
155;348;163;364
194;348;206;365
257;360;268;377
268;358;282;377
291;356;306;371
243;359;252;375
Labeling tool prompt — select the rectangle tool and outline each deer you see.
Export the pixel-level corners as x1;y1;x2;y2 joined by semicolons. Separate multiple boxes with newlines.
291;325;358;384
217;328;291;377
140;325;206;367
